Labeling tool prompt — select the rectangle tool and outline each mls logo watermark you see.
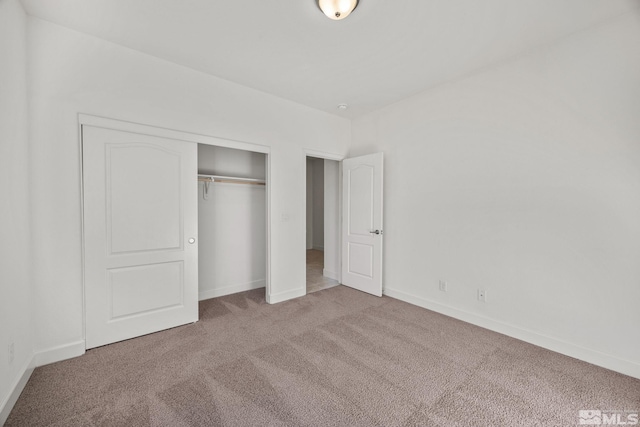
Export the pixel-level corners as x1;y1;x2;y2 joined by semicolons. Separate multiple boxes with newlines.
579;410;639;425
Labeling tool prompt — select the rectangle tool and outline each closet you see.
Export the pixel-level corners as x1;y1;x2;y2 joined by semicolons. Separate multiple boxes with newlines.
197;144;267;300
82;116;270;349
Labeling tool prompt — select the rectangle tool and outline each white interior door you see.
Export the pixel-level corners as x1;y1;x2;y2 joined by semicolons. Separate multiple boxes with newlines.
341;152;383;296
83;126;198;349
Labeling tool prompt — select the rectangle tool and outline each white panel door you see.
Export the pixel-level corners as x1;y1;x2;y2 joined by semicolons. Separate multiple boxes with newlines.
341;152;383;296
83;126;198;349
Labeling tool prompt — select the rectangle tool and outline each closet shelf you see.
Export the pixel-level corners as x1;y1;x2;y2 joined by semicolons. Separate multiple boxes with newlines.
198;174;266;186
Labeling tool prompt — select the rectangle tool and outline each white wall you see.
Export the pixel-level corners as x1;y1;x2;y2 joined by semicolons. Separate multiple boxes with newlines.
306;156;325;251
323;160;341;281
198;144;266;179
352;13;640;378
306;158;314;250
28;18;350;362
311;158;324;250
0;0;34;421
198;145;266;299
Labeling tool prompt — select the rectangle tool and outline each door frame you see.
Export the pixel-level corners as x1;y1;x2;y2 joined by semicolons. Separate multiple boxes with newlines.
78;114;271;346
303;149;345;293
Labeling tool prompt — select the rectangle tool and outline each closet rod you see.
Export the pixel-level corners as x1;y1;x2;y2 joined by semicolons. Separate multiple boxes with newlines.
197;174;266;186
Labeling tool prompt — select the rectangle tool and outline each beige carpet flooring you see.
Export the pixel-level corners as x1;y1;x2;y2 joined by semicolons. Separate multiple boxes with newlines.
7;286;640;426
306;249;339;294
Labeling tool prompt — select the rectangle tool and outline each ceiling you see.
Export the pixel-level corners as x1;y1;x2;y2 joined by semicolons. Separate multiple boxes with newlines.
20;0;639;118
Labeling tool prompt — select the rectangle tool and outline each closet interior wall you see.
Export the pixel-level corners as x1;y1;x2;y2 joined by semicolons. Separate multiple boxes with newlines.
197;144;267;300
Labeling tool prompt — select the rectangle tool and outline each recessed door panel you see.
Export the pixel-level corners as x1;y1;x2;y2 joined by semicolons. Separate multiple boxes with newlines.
108;145;182;254
348;165;374;237
347;242;373;278
109;261;184;320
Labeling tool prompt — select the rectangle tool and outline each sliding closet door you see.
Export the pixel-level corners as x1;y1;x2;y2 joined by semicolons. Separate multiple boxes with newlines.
82;126;198;349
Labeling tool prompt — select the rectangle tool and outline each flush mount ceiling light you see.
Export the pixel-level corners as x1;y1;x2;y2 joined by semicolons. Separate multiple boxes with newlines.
317;0;359;20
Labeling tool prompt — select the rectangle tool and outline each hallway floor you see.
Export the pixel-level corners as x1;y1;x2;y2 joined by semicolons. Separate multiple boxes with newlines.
306;249;339;294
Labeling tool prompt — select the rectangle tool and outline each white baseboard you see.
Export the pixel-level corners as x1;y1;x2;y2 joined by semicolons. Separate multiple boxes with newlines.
267;287;306;304
0;354;35;426
312;245;324;251
34;340;85;368
199;279;266;301
323;269;340;281
383;287;640;380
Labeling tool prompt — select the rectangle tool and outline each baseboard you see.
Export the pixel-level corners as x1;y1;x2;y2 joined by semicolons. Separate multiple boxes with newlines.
267;287;306;304
34;340;85;368
199;279;266;301
312;245;324;251
0;354;35;426
323;269;340;281
383;287;640;380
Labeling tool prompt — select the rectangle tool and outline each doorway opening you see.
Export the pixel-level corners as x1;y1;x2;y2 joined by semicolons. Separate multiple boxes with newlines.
80;114;273;350
306;156;340;294
198;144;268;301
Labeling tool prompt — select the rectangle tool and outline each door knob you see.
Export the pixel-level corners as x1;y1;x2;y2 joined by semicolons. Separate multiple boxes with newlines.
369;230;382;235
188;238;196;244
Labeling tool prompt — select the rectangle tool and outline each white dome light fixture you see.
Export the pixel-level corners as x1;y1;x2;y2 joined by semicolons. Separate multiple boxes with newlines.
317;0;359;20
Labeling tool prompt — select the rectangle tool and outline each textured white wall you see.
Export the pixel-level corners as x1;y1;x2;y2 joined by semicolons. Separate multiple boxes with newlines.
28;17;349;360
0;0;33;420
352;13;640;377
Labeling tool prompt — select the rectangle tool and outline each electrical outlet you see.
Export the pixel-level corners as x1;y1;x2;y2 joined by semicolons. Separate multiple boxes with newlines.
8;342;14;364
477;289;486;302
439;280;447;292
